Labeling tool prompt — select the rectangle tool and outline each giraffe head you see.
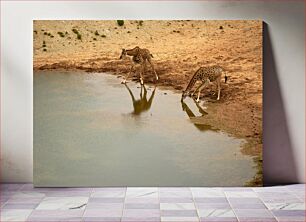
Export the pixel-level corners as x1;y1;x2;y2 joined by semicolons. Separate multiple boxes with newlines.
119;49;127;59
181;90;190;100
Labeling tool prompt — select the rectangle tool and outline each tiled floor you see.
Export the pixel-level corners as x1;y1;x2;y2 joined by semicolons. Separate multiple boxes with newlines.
0;184;305;222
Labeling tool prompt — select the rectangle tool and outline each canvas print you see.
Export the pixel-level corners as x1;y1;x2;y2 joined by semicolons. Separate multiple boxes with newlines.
33;20;262;186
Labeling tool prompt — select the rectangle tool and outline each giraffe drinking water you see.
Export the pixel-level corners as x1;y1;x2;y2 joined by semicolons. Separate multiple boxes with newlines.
181;65;227;102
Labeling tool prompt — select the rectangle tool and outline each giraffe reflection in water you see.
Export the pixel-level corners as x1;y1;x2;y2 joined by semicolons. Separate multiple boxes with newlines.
124;83;156;116
181;98;218;132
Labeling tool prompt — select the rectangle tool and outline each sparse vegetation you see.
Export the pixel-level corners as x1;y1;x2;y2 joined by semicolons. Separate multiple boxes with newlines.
71;28;81;40
95;30;99;36
72;28;79;34
135;20;144;29
219;26;223;30
101;34;106;38
43;48;47;52
117;20;124;26
44;32;48;35
34;30;37;34
57;32;65;37
93;38;97;41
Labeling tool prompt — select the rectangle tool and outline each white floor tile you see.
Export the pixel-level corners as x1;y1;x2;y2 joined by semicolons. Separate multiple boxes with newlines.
36;196;88;210
0;209;32;221
160;203;196;210
198;209;235;217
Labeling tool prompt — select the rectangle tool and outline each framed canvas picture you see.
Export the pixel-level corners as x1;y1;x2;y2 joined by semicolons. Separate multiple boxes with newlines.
33;20;262;187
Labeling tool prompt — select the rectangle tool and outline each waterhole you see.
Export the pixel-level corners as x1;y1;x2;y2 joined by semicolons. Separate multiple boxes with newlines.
34;71;256;186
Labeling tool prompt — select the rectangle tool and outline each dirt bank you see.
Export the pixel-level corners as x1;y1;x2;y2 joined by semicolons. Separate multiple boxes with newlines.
34;20;263;185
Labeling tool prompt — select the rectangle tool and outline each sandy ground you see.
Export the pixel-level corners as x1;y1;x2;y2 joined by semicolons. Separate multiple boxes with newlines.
33;20;263;185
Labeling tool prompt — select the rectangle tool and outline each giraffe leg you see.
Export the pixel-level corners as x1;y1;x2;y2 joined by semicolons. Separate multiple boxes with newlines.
212;82;217;95
140;84;143;97
143;61;148;74
217;78;221;100
139;64;144;85
191;81;202;96
143;84;147;98
196;82;207;103
147;58;158;81
125;83;136;103
122;65;134;84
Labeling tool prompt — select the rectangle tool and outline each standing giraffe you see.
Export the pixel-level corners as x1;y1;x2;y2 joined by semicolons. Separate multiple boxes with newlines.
120;46;158;85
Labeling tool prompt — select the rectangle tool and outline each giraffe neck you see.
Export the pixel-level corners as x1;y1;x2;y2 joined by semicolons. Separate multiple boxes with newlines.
126;47;140;56
185;79;196;92
185;69;200;92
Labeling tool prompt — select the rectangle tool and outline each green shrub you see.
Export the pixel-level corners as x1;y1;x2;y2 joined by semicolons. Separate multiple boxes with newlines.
139;20;144;26
117;20;124;26
72;28;79;34
72;28;81;40
57;32;65;37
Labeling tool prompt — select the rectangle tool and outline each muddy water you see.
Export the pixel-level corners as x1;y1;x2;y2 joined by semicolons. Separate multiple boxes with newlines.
34;71;256;187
